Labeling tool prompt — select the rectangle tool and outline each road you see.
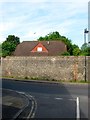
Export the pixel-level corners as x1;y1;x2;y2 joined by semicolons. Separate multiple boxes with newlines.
2;89;36;119
2;79;88;119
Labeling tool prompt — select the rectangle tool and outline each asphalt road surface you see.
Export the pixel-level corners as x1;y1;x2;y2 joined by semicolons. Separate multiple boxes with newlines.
2;89;35;119
2;79;88;119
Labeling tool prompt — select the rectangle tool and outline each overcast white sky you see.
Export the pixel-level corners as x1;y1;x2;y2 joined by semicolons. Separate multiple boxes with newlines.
0;0;89;48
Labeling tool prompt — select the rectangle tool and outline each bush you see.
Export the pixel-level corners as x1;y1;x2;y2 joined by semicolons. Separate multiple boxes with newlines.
61;51;70;56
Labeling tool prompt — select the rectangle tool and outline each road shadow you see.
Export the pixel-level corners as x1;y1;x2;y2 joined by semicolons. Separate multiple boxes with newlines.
2;105;20;119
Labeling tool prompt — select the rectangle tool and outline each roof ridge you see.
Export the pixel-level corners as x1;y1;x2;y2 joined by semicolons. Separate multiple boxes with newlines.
22;40;63;43
22;41;38;42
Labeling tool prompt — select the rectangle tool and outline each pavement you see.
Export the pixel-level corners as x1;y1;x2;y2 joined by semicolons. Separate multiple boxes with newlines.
2;89;34;119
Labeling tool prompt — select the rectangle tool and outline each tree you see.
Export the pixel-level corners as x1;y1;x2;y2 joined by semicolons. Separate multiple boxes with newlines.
2;35;20;57
73;48;81;56
80;43;90;56
71;44;81;56
38;31;80;56
81;43;88;51
38;31;61;41
72;44;79;50
87;47;90;56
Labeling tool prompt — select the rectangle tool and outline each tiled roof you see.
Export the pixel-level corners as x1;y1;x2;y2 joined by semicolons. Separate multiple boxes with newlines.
13;41;67;56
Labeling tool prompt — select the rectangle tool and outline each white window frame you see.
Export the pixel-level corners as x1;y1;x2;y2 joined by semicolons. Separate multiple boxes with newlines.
37;47;42;52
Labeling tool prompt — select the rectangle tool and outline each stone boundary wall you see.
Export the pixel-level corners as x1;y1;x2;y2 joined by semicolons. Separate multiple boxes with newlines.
1;56;89;81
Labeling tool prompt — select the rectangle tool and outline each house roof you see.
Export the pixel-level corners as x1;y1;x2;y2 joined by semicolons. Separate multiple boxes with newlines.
13;41;67;56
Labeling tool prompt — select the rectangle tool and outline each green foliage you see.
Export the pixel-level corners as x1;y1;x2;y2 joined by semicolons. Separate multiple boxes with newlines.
72;44;79;50
2;50;10;57
6;35;20;45
2;41;16;52
87;47;90;55
61;51;70;56
38;31;80;56
81;43;88;51
38;32;61;41
2;35;20;57
73;48;81;56
80;43;90;56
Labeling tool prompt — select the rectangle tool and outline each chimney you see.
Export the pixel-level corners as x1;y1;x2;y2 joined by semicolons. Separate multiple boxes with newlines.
47;41;50;45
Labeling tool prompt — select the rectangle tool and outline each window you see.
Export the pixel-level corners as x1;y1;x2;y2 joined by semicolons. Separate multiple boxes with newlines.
37;47;42;52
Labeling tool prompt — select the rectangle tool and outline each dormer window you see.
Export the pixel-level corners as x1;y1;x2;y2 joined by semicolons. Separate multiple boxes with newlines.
37;47;42;52
31;43;48;53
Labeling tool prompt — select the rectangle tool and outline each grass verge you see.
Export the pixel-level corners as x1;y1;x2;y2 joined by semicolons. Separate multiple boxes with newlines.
1;76;89;84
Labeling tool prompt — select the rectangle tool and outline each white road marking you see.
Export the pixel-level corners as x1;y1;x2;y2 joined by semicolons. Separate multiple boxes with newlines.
55;98;63;100
55;97;76;101
55;97;80;119
69;98;76;101
76;97;80;120
3;89;37;118
26;94;37;118
17;91;25;94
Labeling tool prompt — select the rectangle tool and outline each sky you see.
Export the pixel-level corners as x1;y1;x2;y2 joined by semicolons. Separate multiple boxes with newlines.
0;0;89;48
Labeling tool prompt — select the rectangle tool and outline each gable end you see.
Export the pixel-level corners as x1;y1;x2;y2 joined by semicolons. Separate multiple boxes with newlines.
31;43;48;53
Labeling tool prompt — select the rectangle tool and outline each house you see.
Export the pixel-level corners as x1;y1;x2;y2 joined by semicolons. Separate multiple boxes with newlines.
13;41;67;56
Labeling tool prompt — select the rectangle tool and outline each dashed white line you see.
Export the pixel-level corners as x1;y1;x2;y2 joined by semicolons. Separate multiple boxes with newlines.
55;97;63;100
69;98;76;101
55;97;76;101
